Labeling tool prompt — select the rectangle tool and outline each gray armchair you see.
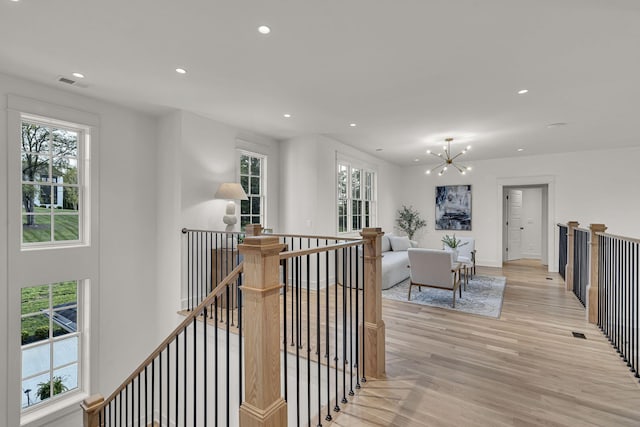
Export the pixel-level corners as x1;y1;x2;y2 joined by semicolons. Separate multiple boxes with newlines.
456;237;476;277
407;248;462;307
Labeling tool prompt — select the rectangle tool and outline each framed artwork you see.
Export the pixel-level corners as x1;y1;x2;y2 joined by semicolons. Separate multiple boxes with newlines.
435;185;472;230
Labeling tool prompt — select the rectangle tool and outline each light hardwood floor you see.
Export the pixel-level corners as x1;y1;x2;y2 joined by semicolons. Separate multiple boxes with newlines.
331;259;640;427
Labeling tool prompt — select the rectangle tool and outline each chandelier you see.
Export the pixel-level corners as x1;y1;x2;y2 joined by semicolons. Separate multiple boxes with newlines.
425;138;472;176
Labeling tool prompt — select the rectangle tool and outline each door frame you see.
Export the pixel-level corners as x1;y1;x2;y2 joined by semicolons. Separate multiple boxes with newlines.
497;176;556;272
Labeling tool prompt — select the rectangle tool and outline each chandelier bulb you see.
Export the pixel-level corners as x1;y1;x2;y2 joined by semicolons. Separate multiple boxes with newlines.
467;166;472;171
426;149;431;154
467;145;472;150
426;170;431;175
443;166;448;171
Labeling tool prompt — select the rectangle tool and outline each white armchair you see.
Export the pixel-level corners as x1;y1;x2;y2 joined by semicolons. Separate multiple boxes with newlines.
456;237;476;277
407;248;462;307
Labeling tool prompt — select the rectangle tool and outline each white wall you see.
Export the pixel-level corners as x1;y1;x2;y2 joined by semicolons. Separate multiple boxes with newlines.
398;147;640;270
155;110;280;338
279;134;401;236
0;72;159;427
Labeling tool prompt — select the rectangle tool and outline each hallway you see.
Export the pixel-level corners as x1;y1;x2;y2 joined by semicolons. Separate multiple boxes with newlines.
332;260;640;426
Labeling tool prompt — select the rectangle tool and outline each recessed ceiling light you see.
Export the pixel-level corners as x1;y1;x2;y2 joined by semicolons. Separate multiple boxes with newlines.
414;158;420;162
349;123;357;127
547;122;568;128
375;148;383;152
72;72;85;79
175;68;187;74
518;89;529;95
517;148;525;152
283;113;291;118
258;25;271;35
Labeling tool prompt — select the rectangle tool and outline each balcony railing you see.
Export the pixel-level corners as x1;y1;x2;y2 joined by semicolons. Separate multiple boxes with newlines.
82;225;386;427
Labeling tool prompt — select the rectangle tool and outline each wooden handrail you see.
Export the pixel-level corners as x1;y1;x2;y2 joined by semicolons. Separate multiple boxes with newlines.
181;227;245;235
279;239;366;260
100;262;244;409
596;231;640;244
268;232;362;241
181;227;363;242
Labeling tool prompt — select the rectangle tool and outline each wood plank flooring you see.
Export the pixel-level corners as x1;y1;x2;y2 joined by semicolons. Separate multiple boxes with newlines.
331;259;640;427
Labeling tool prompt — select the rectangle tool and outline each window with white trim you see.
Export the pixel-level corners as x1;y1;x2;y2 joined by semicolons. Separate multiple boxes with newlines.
20;280;83;411
337;161;376;233
20;116;88;247
238;151;266;229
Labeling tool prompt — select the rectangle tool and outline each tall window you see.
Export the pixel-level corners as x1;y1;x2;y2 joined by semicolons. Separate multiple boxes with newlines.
337;161;376;233
239;151;266;229
21;281;82;410
21;117;86;246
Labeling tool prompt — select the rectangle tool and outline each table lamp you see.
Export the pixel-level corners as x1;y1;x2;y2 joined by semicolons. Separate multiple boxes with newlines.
214;182;248;231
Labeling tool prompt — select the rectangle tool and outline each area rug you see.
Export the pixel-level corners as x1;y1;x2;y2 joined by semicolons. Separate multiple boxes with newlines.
382;275;507;318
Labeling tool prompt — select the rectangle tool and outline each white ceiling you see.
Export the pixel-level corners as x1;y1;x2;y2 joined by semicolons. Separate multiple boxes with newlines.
1;0;639;166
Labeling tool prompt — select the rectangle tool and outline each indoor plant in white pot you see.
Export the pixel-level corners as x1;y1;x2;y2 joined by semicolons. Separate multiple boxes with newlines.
441;234;468;262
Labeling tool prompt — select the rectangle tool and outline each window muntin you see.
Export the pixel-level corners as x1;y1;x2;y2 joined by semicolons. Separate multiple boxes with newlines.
21;281;81;410
337;162;376;233
21;118;84;246
239;151;266;229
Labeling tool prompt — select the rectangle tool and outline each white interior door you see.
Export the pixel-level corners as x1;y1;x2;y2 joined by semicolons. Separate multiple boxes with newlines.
507;189;523;261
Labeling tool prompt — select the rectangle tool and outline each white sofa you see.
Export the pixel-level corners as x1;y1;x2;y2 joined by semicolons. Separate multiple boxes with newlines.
381;234;417;290
340;233;417;290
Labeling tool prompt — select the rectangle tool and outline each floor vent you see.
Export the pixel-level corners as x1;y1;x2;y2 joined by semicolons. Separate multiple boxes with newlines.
546;277;553;280
572;332;587;339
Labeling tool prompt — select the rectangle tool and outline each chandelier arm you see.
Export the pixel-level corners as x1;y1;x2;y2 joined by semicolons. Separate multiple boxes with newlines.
428;161;446;172
428;152;443;159
451;152;465;161
453;163;465;173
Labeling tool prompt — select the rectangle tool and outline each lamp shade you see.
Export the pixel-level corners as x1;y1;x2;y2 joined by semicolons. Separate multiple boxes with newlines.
214;182;248;200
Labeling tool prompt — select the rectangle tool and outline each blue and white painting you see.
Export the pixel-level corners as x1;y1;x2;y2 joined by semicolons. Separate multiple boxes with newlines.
435;185;472;230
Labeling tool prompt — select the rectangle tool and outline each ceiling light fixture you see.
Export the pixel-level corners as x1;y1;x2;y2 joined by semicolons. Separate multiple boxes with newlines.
283;113;291;118
349;123;357;127
517;148;524;152
258;25;271;35
425;138;472;176
518;89;529;94
72;72;85;79
175;68;187;74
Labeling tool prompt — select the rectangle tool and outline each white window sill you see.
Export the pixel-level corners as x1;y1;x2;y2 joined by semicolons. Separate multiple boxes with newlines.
21;391;88;427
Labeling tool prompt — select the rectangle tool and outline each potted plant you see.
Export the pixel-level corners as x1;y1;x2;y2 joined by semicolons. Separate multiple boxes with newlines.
36;376;68;402
396;205;427;240
441;234;468;261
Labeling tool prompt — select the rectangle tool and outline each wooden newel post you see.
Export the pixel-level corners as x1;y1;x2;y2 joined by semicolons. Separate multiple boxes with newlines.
360;227;386;378
238;236;287;427
565;221;579;291
588;224;607;324
245;224;263;237
81;394;104;427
